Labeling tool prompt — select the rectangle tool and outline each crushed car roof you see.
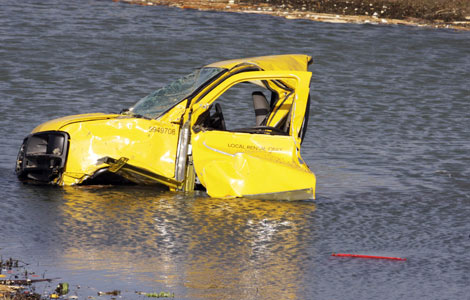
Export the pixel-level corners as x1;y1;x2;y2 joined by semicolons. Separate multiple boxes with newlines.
205;54;312;72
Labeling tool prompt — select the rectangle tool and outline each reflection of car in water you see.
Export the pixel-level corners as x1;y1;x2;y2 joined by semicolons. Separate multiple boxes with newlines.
16;54;316;200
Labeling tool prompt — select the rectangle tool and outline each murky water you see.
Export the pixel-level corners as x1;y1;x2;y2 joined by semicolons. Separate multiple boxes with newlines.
1;0;469;299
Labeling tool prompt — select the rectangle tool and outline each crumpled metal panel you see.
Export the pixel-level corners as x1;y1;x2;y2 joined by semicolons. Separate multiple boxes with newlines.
199;152;315;199
58;116;180;185
191;130;315;199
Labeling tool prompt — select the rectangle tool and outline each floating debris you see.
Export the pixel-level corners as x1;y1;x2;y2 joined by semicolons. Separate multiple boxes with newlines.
98;290;121;296
0;254;55;299
331;253;407;261
0;257;20;269
2;254;174;299
1;278;53;285
55;282;69;295
136;291;175;298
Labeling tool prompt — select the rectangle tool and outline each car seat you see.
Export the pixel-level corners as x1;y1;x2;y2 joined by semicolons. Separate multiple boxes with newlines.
252;91;269;126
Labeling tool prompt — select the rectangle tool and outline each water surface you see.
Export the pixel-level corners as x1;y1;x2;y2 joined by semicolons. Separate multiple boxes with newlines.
0;0;469;299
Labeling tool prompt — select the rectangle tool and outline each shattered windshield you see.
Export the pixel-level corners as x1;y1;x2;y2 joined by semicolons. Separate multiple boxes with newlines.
129;67;223;119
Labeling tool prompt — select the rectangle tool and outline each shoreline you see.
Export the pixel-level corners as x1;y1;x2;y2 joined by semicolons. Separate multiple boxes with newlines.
114;0;470;31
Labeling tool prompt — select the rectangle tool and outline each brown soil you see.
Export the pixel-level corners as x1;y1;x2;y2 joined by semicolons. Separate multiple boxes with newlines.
115;0;470;30
247;0;470;22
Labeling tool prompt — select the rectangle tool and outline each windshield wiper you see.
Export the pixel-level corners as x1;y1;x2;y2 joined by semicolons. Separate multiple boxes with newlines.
119;109;151;120
132;113;150;120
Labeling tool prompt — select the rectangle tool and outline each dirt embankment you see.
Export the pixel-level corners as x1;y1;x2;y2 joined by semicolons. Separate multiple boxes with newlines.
116;0;470;30
252;0;470;21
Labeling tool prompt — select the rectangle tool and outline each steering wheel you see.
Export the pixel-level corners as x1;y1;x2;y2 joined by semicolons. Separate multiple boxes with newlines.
211;103;226;131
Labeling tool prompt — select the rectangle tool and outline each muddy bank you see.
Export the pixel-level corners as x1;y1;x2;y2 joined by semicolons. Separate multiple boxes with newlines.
250;0;470;22
115;0;470;30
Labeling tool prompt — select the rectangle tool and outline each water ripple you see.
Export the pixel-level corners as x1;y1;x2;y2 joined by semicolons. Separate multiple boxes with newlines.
1;0;469;299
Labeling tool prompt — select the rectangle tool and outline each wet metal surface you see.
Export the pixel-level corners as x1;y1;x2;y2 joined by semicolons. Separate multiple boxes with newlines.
1;0;469;299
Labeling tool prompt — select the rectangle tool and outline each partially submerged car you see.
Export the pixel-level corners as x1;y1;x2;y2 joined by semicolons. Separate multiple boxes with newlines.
16;54;316;200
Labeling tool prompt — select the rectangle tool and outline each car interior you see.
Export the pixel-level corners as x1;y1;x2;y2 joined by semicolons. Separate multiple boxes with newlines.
194;80;293;136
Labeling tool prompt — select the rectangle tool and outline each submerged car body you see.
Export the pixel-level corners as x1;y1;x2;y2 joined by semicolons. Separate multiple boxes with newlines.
16;54;316;200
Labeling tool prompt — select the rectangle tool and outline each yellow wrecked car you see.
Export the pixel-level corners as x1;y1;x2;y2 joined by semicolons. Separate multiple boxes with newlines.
16;54;316;200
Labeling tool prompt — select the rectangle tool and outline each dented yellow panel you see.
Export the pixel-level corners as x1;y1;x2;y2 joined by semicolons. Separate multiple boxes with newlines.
60;117;180;185
199;154;315;199
32;113;120;133
191;131;315;198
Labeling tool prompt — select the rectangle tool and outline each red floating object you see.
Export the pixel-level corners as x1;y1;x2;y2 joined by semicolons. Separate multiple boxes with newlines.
331;253;407;261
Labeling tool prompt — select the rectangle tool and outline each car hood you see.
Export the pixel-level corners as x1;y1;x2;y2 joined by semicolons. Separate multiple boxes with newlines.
32;113;121;133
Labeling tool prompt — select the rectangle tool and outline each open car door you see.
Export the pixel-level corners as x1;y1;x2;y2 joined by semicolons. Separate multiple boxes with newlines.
190;70;316;200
